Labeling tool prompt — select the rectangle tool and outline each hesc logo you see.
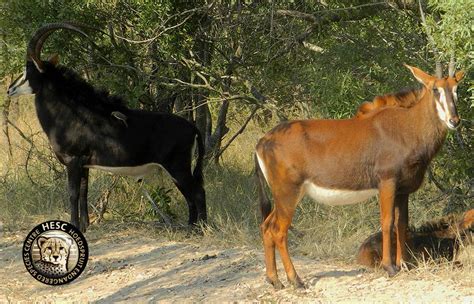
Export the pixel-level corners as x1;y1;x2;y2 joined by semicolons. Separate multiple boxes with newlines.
23;220;88;285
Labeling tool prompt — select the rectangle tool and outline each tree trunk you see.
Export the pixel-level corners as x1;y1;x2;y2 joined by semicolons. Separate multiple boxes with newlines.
174;68;194;122
207;49;239;162
1;92;12;161
193;11;213;151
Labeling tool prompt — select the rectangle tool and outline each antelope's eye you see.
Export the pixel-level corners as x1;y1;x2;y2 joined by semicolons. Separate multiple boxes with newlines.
433;87;439;93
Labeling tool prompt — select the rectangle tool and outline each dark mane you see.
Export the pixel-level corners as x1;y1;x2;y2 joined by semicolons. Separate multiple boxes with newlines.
44;62;129;116
388;87;424;104
355;87;424;118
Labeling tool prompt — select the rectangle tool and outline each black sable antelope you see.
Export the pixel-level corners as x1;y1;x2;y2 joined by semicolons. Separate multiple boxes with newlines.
8;23;206;232
255;65;464;289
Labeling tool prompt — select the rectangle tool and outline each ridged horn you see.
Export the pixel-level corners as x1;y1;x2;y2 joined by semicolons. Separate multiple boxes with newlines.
27;22;89;72
448;54;456;78
435;61;443;79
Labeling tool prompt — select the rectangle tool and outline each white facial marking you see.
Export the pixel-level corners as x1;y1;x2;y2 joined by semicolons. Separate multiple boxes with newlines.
435;87;448;123
256;152;269;184
304;181;377;206
85;163;176;182
452;86;458;101
7;72;33;97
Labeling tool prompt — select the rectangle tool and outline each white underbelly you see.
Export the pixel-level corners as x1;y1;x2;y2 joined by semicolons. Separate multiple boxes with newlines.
304;181;377;206
85;163;164;179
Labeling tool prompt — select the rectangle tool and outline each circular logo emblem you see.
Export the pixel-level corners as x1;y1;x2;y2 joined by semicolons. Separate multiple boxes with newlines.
22;220;88;285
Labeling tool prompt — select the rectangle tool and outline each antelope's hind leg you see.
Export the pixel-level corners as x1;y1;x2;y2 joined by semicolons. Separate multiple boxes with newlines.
261;184;304;289
165;161;205;226
66;157;90;232
261;211;284;289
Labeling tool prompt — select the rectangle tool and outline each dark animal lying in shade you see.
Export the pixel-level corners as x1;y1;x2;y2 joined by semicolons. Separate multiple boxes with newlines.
357;209;474;268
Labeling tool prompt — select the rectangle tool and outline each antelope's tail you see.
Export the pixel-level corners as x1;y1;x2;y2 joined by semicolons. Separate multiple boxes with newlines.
255;153;271;221
193;129;205;186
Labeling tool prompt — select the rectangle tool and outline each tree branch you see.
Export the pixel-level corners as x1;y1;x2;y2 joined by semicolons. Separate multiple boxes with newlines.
275;10;317;22
216;106;258;159
270;3;393;62
427;166;447;193
275;2;392;25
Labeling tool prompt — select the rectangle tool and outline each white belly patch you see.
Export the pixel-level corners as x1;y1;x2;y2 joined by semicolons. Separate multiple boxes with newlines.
304;181;377;206
85;163;169;180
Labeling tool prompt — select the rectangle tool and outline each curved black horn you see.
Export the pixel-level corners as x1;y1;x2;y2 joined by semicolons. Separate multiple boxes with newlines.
27;22;90;69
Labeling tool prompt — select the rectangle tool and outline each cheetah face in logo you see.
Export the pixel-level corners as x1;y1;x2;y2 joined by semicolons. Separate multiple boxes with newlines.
37;236;72;266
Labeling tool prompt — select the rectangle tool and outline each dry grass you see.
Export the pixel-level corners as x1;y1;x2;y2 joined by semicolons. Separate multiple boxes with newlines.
0;93;472;289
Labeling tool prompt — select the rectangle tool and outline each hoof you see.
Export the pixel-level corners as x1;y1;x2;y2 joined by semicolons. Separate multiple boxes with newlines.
383;264;400;277
186;224;204;236
267;277;285;290
290;276;306;289
77;222;87;233
189;218;207;229
79;221;89;233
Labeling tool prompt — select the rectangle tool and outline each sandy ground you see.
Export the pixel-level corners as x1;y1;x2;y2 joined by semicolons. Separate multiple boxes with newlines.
1;227;473;303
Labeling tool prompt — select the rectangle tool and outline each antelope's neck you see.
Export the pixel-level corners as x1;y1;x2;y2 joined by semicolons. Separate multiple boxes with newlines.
412;89;448;158
34;89;67;132
33;87;90;156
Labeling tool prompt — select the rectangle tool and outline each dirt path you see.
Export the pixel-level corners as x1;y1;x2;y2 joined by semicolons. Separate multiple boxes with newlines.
1;228;473;303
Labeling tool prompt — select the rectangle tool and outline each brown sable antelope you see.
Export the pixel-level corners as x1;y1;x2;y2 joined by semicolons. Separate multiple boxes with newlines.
255;65;464;289
355;89;422;118
357;209;474;268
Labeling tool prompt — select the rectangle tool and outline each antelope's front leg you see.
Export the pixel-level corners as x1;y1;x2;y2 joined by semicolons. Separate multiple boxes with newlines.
394;194;409;268
379;179;398;277
79;168;90;232
66;159;82;230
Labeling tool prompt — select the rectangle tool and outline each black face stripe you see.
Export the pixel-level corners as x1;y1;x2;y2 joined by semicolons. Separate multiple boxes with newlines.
447;98;459;117
435;85;459;125
444;86;459;117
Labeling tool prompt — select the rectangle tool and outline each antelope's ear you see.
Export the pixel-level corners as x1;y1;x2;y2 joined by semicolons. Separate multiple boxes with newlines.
404;64;435;86
48;54;60;66
454;70;465;83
